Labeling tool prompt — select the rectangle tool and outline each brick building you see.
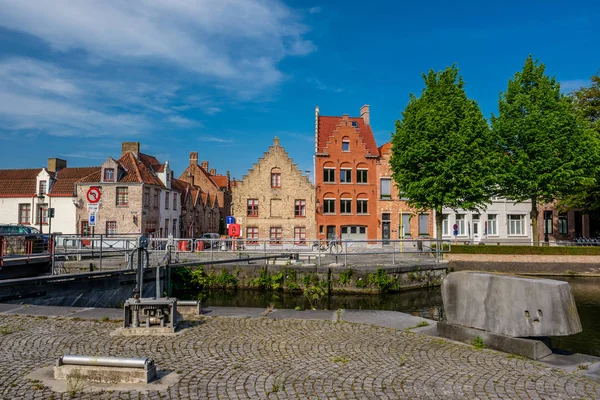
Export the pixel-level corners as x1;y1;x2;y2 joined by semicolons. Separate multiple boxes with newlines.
232;137;315;245
376;142;434;240
537;203;590;243
76;142;181;237
179;152;231;234
314;105;379;240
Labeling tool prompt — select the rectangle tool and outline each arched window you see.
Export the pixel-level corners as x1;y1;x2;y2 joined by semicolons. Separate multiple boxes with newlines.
271;167;281;188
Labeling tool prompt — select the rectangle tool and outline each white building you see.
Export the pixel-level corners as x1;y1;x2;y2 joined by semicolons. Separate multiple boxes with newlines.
0;159;100;234
440;198;533;244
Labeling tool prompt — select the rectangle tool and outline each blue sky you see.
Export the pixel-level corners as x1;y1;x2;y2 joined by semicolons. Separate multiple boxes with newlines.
0;0;598;181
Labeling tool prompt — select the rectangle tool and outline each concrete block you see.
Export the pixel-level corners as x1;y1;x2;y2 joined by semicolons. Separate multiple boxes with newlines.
442;272;581;337
53;364;156;384
437;321;552;360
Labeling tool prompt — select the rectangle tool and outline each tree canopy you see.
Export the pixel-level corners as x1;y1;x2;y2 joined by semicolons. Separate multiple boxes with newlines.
571;71;600;135
390;65;497;239
491;56;599;244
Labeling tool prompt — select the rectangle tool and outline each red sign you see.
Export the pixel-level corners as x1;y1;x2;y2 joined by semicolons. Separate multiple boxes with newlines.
228;223;241;237
86;187;101;204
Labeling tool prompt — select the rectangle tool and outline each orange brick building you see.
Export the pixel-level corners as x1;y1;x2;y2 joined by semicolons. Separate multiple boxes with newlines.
376;142;434;240
314;105;379;240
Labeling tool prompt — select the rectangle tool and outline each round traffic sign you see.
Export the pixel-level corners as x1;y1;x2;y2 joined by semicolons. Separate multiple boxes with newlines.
453;224;458;231
86;187;101;204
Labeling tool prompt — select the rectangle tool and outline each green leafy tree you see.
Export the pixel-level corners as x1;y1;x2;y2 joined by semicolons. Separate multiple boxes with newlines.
390;65;497;240
571;71;600;135
492;56;599;244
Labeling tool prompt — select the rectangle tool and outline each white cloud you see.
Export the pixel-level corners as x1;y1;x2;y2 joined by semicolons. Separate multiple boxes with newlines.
204;107;222;115
0;0;316;93
308;6;322;14
167;115;201;127
307;78;343;93
198;135;233;143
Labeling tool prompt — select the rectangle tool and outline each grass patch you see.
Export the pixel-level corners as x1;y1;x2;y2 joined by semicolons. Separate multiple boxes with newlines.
331;355;350;364
471;336;486;350
416;321;430;328
578;364;588;370
0;326;14;335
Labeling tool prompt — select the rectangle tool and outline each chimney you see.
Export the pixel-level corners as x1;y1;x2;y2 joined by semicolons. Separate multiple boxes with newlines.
190;151;198;166
273;136;280;147
201;161;209;171
122;142;140;156
360;104;370;125
47;158;67;173
209;168;216;176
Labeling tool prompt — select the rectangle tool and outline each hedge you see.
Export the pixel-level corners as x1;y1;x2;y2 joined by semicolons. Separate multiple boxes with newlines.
449;245;600;255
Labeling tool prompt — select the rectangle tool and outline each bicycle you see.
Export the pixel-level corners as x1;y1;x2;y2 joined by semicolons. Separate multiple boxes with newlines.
311;237;343;254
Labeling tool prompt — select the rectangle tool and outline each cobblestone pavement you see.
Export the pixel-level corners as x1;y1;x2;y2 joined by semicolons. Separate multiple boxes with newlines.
1;314;599;399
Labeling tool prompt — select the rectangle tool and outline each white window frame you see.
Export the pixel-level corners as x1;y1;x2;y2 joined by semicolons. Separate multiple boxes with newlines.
323;198;335;214
380;178;392;199
323;168;335;183
340;168;352;183
357;168;368;184
340;198;352;214
356;199;368;214
508;214;525;236
456;214;466;236
442;214;449;236
487;214;498;236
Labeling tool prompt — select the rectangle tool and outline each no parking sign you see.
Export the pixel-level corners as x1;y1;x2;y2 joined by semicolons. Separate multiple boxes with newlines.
453;223;459;236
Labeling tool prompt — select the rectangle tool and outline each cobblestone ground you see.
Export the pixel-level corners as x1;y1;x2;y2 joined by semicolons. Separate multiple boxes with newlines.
1;315;599;399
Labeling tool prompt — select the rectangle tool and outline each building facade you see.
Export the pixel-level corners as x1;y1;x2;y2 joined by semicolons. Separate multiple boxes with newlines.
537;202;590;243
232;137;316;245
314;105;379;241
76;142;180;237
376;142;434;240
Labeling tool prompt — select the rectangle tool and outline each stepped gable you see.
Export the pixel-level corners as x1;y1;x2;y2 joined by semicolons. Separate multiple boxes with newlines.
317;115;379;157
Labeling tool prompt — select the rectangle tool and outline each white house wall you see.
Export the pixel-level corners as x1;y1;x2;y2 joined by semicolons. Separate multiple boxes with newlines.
441;198;532;244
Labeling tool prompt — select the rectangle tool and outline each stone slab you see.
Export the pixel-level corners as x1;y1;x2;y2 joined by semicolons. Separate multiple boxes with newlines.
5;305;86;317
54;364;155;384
201;306;268;318
437;321;552;360
442;271;582;337
111;327;179;336
340;309;435;331
66;308;123;320
0;303;23;313
267;309;336;321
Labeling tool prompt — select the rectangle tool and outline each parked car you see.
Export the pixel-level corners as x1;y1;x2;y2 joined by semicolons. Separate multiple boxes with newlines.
0;224;49;252
201;233;221;249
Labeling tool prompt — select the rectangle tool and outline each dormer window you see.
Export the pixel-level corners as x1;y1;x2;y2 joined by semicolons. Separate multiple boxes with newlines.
104;168;115;182
39;180;47;195
342;139;350;152
351;121;358;127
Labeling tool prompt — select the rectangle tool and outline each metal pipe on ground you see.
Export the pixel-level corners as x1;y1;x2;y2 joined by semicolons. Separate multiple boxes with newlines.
58;355;154;370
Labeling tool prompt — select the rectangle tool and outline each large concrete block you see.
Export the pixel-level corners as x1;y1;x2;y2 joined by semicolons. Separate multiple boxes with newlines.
442;272;581;337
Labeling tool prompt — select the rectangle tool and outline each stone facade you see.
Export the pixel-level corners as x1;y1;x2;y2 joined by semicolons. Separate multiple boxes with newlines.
376;142;434;240
233;137;316;244
315;106;378;241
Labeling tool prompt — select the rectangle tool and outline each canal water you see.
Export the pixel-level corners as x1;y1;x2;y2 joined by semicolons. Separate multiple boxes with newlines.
176;276;600;357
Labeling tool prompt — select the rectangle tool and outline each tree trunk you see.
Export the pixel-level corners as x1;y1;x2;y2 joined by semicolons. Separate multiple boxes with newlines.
436;206;443;241
531;197;539;246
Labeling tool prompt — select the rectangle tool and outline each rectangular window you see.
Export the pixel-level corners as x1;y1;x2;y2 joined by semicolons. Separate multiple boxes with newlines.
271;172;281;188
559;213;568;234
164;219;169;237
106;221;117;236
104;168;115;182
401;213;411;237
294;227;306;245
340;168;352;183
340;198;352;214
144;188;150;208
173;193;177;210
270;226;282;245
116;187;128;206
247;227;258;244
508;214;525;235
418;214;429;236
543;210;553;234
357;199;368;214
357;169;368;184
294;200;306;217
456;214;466;236
380;178;391;199
442;214;449;236
18;204;31;224
39;180;47;195
172;219;177;237
247;199;259;217
341;227;348;234
324;198;335;214
359;227;366;234
342;140;350;152
323;168;335;183
350;226;357;234
165;191;170;209
81;221;90;236
487;214;498;235
154;189;159;209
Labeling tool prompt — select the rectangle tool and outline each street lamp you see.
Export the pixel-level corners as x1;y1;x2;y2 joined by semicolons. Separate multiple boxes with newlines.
37;193;45;234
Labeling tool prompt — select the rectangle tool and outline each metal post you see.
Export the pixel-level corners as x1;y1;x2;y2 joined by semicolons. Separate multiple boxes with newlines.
99;234;103;271
50;234;55;275
264;240;267;266
344;240;348;266
155;265;161;298
392;239;396;264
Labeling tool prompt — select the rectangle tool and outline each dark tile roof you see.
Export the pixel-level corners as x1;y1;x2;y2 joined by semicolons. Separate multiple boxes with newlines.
50;167;101;196
317;115;379;156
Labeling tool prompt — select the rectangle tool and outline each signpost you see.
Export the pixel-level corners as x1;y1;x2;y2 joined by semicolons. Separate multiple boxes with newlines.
89;213;96;227
453;223;459;244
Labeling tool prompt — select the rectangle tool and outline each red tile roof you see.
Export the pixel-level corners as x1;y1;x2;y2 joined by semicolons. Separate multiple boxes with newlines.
50;167;101;196
211;175;229;189
378;141;392;156
80;153;165;186
317;115;379;156
0;169;40;196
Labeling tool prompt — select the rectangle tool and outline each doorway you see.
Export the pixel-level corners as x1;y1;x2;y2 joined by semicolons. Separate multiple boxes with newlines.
382;213;391;245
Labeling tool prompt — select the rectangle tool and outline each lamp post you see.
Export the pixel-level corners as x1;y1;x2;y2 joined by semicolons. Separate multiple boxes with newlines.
37;193;45;234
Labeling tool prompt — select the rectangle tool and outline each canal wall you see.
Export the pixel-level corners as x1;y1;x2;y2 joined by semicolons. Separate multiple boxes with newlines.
173;262;448;294
445;254;600;275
